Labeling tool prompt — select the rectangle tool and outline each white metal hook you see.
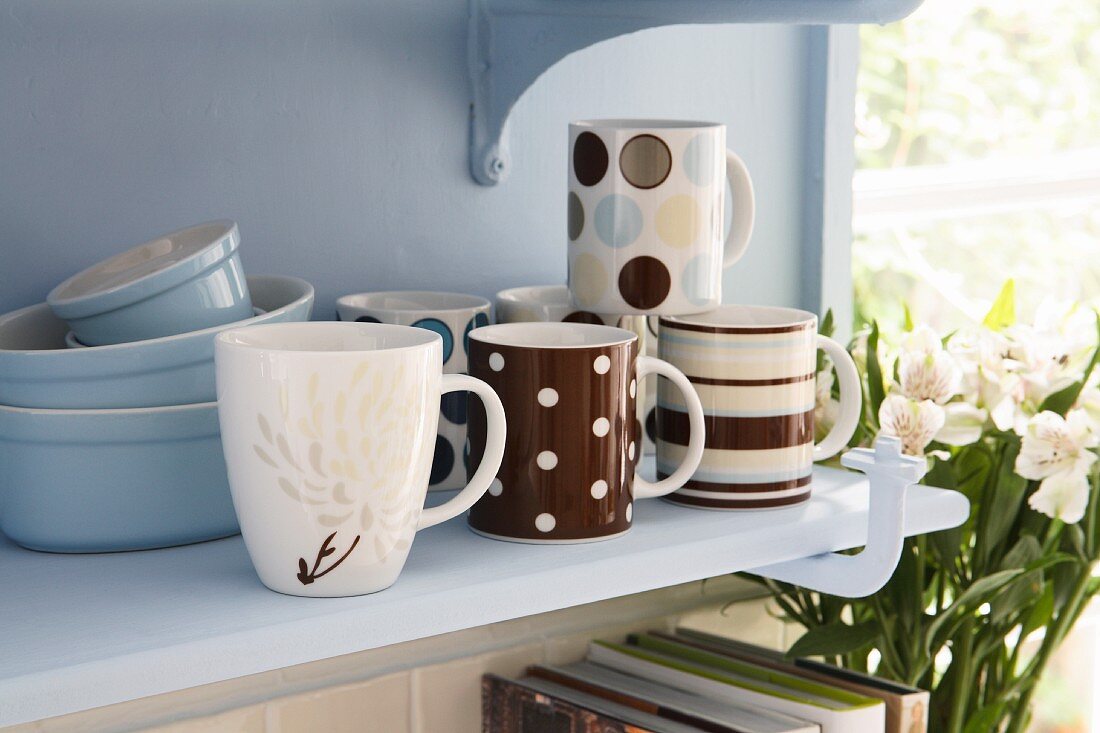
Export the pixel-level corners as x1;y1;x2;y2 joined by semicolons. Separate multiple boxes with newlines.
751;436;929;598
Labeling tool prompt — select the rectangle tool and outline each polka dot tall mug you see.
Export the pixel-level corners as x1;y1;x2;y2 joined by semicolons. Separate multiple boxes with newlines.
466;322;705;543
568;119;755;316
335;291;491;491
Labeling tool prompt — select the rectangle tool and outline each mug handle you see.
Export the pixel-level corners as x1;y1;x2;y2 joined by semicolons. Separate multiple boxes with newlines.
417;374;507;529
813;335;862;461
633;356;706;499
722;150;756;269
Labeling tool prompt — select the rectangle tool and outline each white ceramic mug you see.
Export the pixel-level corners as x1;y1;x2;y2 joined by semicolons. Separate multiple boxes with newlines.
214;322;506;597
567;119;755;315
335;291;491;491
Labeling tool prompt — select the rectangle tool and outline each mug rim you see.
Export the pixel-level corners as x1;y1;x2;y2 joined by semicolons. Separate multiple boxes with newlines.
571;118;722;130
216;321;440;355
336;290;490;315
470;322;636;349
495;284;570;306
661;304;817;332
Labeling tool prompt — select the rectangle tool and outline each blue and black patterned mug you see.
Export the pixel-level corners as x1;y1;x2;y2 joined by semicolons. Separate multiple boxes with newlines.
336;291;491;491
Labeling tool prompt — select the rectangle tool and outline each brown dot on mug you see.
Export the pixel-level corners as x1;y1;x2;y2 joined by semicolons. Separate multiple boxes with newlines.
563;310;604;325
573;132;609;186
620;134;672;189
568;192;585;241
618;256;671;310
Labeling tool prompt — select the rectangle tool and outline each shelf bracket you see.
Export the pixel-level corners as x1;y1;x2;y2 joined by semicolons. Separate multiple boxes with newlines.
468;0;924;185
750;436;929;598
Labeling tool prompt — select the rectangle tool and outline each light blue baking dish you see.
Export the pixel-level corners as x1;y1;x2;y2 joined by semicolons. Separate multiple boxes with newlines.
46;221;253;345
0;274;313;409
0;401;238;553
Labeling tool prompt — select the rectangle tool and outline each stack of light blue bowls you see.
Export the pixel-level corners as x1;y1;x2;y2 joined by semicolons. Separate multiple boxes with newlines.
0;221;315;552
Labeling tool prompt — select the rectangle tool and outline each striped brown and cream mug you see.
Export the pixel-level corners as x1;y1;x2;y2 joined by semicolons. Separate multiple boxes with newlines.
466;322;705;543
657;305;860;509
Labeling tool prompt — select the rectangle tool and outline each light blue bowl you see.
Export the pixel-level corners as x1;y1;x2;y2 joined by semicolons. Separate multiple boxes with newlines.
0;401;238;552
0;275;314;409
47;221;253;345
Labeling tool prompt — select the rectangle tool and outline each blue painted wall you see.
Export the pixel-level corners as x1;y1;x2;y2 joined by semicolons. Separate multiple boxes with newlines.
0;2;818;319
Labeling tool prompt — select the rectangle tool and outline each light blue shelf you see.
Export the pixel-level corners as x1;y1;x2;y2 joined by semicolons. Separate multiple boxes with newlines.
468;0;925;183
0;462;966;726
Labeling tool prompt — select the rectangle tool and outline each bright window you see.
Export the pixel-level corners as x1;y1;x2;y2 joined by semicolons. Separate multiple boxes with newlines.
853;1;1100;730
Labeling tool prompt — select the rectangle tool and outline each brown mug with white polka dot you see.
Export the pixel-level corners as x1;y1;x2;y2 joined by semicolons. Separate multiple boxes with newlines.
466;322;705;543
568;119;755;316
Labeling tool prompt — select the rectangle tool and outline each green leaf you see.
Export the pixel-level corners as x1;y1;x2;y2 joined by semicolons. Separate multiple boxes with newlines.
963;701;1008;733
821;308;836;339
865;321;887;420
979;441;1028;568
885;540;918;631
1020;582;1054;641
816;310;836;373
1065;523;1088;561
999;535;1042;571
787;621;880;659
924;569;1025;653
903;302;914;332
991;568;1044;626
981;279;1016;331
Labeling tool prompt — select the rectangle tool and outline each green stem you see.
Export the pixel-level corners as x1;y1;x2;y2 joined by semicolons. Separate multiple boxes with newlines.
1004;571;1093;733
947;617;975;733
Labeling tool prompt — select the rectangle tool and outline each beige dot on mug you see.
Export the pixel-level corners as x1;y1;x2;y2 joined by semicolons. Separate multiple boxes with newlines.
571;253;608;308
593;417;610;437
656;194;701;249
537;450;558;470
538;387;559;407
593;355;611;374
591;479;608;499
489;352;505;371
488;478;503;496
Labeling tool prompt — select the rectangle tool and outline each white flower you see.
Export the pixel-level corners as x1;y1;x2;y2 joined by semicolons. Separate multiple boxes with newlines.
1016;410;1098;524
1028;470;1091;525
1016;410;1098;480
1076;384;1100;433
936;403;987;446
878;395;946;457
898;325;962;404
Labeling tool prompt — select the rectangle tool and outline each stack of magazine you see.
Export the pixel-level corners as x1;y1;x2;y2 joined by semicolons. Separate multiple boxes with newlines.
482;629;928;733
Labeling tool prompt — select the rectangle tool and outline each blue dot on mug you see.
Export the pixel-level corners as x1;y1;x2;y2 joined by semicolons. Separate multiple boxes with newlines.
356;315;381;323
683;134;717;187
463;312;490;355
682;252;717;307
430;435;455;486
411;317;454;364
594;194;643;248
440;390;468;425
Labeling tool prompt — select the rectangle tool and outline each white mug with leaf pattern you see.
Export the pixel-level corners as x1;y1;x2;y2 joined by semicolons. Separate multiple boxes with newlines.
215;321;506;597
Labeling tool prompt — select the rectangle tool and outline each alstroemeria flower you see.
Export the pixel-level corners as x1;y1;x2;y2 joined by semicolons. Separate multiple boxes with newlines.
898;325;962;405
1016;410;1098;524
1028;470;1091;525
937;402;987;446
878;395;946;457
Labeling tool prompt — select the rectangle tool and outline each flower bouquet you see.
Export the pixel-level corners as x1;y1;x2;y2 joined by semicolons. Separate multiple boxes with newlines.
757;282;1100;733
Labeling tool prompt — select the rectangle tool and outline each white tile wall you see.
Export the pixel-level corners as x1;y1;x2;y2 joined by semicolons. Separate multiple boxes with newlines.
4;580;786;733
